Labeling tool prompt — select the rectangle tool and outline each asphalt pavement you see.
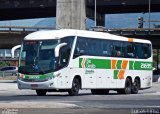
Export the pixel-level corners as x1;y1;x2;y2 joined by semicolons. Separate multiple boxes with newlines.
0;80;160;114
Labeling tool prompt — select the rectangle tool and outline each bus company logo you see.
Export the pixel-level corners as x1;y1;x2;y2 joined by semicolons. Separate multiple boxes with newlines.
81;58;96;69
81;58;86;68
141;63;152;69
85;69;95;74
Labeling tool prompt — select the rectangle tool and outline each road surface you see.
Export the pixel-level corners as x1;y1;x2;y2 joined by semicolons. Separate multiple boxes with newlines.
0;80;160;114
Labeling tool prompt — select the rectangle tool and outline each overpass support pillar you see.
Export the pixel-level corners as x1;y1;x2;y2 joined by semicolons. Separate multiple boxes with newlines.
86;8;105;27
56;0;86;30
96;14;105;27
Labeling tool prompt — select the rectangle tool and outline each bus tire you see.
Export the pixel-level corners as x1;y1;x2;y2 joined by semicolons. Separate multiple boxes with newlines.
91;89;109;95
36;90;47;96
117;78;132;94
68;78;80;96
124;78;132;94
131;78;140;94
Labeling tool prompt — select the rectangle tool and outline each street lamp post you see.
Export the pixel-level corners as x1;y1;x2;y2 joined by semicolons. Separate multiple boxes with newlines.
149;0;151;30
94;0;97;27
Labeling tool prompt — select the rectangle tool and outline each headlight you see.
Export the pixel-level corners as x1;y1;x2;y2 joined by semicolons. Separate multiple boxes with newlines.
18;74;25;81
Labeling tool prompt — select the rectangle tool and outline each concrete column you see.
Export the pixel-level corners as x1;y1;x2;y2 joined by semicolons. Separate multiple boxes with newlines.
56;0;86;30
86;8;105;27
96;14;105;27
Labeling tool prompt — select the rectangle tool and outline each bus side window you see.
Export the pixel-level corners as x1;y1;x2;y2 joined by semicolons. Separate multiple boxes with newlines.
127;43;134;58
115;48;121;57
73;37;86;58
135;43;143;59
102;41;111;57
102;42;108;56
110;44;115;57
80;39;87;55
142;44;151;59
121;42;127;58
73;39;81;58
113;41;122;57
92;39;99;56
86;38;93;56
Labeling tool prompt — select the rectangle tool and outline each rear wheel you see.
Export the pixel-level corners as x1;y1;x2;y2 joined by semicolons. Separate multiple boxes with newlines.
36;90;47;96
91;89;109;95
117;78;132;94
131;78;140;94
68;78;80;96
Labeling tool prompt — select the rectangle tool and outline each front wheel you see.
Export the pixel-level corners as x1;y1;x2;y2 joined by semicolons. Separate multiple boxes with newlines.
68;78;80;96
36;90;47;96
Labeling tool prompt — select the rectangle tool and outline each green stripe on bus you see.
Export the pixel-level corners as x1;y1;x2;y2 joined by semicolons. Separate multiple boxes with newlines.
134;61;152;70
79;58;111;69
117;60;122;69
114;70;119;79
129;61;134;70
25;75;46;79
79;58;83;68
129;61;152;70
79;58;152;70
24;73;53;79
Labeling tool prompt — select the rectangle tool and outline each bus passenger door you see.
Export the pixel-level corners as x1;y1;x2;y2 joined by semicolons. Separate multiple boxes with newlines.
57;67;71;88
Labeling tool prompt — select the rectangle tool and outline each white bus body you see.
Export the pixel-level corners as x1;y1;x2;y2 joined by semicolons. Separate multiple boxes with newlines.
17;29;152;96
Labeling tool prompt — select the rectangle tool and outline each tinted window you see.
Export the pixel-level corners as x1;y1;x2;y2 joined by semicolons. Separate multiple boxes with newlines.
143;44;151;59
135;43;151;59
126;43;135;58
73;37;103;58
73;37;151;59
113;41;122;57
102;40;112;57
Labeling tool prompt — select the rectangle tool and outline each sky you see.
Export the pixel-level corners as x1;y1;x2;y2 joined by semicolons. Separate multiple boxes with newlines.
0;13;159;29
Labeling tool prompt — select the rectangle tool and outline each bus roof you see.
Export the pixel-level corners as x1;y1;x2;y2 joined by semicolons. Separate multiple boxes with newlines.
24;29;151;44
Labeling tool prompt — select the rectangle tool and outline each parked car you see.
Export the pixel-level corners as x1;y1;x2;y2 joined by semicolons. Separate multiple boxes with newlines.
0;66;18;76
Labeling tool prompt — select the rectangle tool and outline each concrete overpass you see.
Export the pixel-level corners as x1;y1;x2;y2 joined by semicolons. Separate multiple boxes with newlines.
0;26;53;48
0;0;160;29
0;0;160;20
0;0;160;47
0;26;160;48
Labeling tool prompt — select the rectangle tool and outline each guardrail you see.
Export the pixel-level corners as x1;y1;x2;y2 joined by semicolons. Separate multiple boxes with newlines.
109;28;160;36
0;26;55;33
89;27;160;35
0;26;160;35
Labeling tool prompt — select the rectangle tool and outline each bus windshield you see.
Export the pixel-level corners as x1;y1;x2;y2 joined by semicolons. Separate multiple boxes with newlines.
19;36;74;74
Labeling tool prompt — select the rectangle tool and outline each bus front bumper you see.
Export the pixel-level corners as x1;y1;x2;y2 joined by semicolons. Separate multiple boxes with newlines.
17;79;56;90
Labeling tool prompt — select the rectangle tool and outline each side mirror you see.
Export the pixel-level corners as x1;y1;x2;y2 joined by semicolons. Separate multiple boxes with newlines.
55;43;67;57
11;45;21;58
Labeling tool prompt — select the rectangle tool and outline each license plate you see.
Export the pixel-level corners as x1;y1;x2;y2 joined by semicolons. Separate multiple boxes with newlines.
31;84;38;87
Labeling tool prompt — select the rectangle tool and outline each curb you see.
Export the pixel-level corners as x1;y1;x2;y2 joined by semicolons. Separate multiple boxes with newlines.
0;80;17;83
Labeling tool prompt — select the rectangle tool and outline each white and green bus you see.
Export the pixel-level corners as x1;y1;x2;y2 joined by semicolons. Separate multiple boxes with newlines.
16;29;152;96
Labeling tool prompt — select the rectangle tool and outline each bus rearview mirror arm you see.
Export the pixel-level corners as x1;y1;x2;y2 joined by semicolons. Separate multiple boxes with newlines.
11;45;21;58
55;43;67;57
